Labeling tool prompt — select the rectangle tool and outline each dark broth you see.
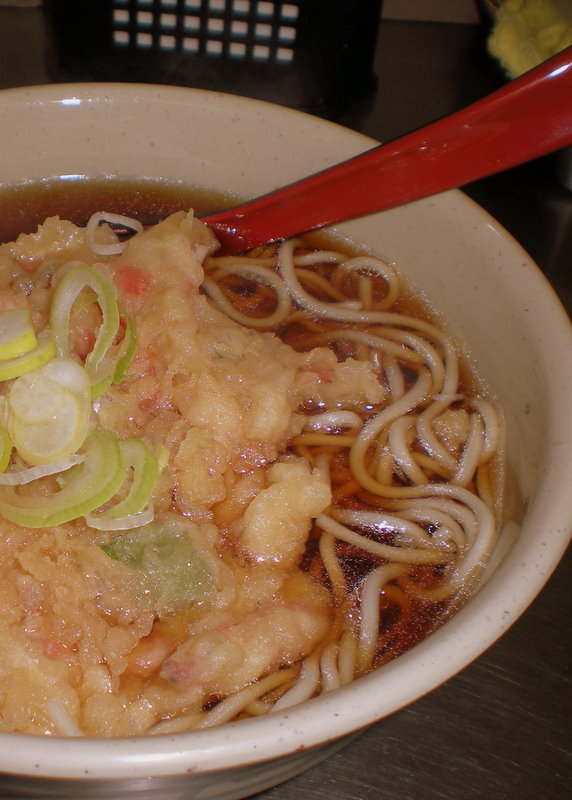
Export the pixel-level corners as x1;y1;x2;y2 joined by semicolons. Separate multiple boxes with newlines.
0;177;234;244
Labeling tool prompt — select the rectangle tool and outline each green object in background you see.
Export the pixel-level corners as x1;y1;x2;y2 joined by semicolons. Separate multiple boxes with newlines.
488;0;572;77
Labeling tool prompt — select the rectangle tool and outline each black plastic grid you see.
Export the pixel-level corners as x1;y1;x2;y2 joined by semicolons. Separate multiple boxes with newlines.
111;0;300;63
46;0;382;117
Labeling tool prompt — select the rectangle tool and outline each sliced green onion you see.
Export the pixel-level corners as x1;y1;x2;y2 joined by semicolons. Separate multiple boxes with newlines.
112;438;159;517
8;357;90;424
7;358;92;466
89;309;137;400
0;454;84;486
0;308;37;361
0;429;124;528
86;212;144;257
83;438;159;530
40;357;92;397
155;444;170;473
89;366;114;401
84;504;154;531
0;425;12;473
0;330;56;382
113;309;137;384
50;263;120;375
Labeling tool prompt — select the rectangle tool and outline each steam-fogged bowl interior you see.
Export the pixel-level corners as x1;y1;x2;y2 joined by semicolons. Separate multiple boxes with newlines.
0;84;570;799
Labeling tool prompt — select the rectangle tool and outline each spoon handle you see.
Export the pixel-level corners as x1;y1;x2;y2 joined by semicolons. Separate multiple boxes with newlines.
205;46;572;255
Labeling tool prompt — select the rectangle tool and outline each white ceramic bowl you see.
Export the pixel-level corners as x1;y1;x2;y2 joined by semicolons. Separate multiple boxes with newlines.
0;83;570;799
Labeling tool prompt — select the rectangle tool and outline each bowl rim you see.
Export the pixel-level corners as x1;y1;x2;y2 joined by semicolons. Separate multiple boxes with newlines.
0;81;571;781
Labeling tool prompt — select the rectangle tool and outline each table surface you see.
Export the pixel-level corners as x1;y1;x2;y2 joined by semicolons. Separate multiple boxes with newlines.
0;9;570;800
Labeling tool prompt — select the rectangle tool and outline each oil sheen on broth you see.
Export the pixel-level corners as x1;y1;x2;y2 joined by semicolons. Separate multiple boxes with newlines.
0;178;502;737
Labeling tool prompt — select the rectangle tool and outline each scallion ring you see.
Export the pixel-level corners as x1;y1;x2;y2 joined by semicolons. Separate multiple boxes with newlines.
0;330;56;382
0;454;84;486
84;504;155;531
0;426;12;474
0;429;124;528
50;263;120;376
83;438;159;530
86;212;144;256
0;308;37;361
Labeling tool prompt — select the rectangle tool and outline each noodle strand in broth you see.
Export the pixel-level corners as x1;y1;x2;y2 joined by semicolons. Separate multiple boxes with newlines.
203;232;501;702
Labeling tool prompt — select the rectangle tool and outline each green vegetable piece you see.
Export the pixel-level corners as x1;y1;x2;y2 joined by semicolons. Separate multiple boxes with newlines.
102;517;217;613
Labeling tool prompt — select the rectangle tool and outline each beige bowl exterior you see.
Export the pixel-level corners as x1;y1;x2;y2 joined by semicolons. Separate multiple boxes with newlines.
0;83;570;799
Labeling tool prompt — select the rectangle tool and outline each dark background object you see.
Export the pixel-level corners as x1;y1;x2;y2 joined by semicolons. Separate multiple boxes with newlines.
44;0;382;117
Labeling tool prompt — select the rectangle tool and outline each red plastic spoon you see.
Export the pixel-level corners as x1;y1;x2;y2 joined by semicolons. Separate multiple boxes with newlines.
205;46;572;255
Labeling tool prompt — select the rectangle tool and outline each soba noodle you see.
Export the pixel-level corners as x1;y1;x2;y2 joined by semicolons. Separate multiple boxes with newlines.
0;209;502;737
